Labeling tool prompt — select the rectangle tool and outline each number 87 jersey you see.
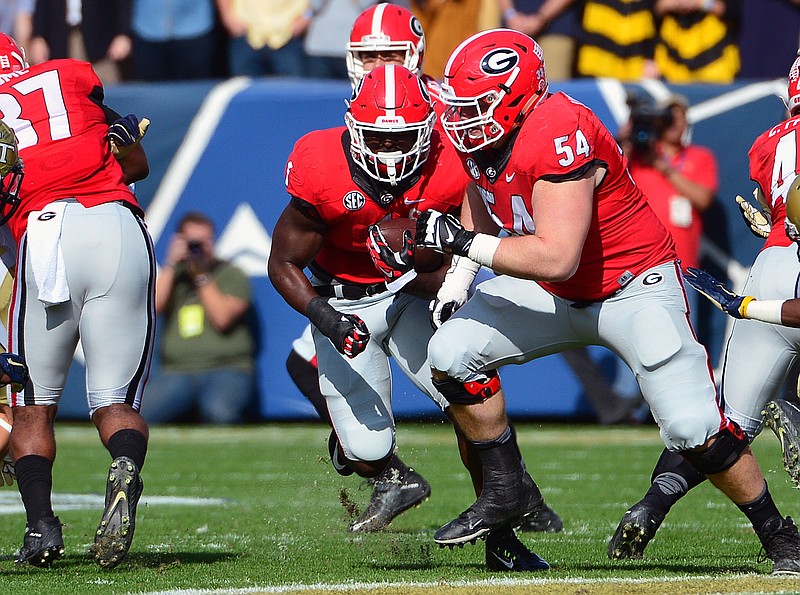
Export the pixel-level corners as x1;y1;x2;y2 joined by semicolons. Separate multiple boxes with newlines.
461;91;676;302
0;58;139;243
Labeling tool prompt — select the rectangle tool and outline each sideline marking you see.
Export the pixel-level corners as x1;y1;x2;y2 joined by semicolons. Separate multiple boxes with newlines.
0;491;227;515
137;573;782;595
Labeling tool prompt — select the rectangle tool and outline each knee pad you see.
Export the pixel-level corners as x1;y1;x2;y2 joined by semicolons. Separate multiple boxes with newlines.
680;420;748;475
433;370;501;405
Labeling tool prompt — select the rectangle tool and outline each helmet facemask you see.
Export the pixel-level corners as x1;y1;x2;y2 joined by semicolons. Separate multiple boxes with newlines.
346;110;436;185
440;76;517;153
0;122;22;225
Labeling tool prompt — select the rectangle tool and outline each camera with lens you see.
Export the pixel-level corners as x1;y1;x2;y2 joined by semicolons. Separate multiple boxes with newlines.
187;240;203;258
626;94;673;154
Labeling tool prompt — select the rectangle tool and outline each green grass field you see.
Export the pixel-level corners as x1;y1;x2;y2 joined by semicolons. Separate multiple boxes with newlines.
1;421;800;594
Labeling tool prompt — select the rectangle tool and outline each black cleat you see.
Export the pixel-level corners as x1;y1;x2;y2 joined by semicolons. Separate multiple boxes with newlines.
763;400;800;488
349;458;431;532
15;516;65;567
756;516;800;575
518;503;564;533
485;526;549;571
608;503;664;560
328;431;354;477
90;456;143;568
434;470;543;547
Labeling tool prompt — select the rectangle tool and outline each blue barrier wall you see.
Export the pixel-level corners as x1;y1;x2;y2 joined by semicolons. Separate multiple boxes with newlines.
56;77;788;420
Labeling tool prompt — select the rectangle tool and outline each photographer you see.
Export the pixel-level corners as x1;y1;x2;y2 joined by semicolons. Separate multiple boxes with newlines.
621;94;718;328
622;94;717;272
144;211;257;425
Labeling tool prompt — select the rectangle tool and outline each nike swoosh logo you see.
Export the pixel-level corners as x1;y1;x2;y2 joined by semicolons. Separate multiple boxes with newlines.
467;519;483;531
404;197;424;205
490;551;514;569
443;228;455;244
111;490;127;510
505;172;515;182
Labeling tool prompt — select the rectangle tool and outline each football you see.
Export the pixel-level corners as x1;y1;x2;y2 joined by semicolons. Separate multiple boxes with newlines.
376;217;444;273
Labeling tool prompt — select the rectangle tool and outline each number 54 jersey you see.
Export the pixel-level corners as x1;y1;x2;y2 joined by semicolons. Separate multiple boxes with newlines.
0;59;139;243
462;92;676;302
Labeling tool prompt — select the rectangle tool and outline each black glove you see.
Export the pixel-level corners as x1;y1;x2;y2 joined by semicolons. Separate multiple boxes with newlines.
306;297;370;358
415;210;476;256
683;267;753;319
0;352;28;392
108;114;150;158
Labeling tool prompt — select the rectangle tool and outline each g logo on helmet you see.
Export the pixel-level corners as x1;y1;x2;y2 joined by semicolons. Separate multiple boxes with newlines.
480;48;519;75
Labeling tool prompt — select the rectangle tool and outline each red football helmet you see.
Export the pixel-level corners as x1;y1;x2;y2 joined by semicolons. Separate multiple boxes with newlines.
345;64;436;186
440;29;548;153
788;54;800;116
0;33;28;75
346;4;425;87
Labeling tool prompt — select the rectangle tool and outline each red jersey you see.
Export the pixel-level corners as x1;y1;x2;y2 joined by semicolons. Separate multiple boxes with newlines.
285;127;469;285
0;59;139;243
630;144;718;270
748;114;800;250
462;92;676;301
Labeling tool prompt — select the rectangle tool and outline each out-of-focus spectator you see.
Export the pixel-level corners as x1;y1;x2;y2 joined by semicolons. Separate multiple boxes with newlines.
620;93;718;327
738;0;800;79
410;0;499;80
30;0;133;83
654;0;741;83
304;0;379;80
497;0;580;80
216;0;310;77
576;0;658;80
144;212;257;425
0;0;34;50
131;0;218;81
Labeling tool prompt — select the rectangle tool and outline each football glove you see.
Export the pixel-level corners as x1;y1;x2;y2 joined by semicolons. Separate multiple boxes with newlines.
787;218;800;243
429;256;480;329
367;225;417;292
735;192;771;239
683;267;755;319
306;297;370;358
108;114;150;159
0;352;27;392
1;454;14;486
416;210;476;256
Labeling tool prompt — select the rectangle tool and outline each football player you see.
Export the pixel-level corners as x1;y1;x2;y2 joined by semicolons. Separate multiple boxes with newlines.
270;64;549;571
415;28;800;573
285;2;563;536
0;118;31;486
608;55;800;564
0;32;154;569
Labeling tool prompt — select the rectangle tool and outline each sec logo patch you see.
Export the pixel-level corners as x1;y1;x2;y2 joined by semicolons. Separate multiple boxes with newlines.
343;191;366;211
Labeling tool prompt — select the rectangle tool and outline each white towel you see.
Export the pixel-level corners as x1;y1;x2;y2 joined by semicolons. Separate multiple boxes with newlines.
27;202;69;306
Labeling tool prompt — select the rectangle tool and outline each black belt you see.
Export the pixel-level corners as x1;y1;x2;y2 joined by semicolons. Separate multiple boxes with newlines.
314;282;388;300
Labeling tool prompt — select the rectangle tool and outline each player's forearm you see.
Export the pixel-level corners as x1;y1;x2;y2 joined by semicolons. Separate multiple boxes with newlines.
487;234;581;281
267;260;319;317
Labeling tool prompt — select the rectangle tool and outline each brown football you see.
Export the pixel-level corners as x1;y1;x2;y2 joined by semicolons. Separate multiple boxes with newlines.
376;217;444;273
